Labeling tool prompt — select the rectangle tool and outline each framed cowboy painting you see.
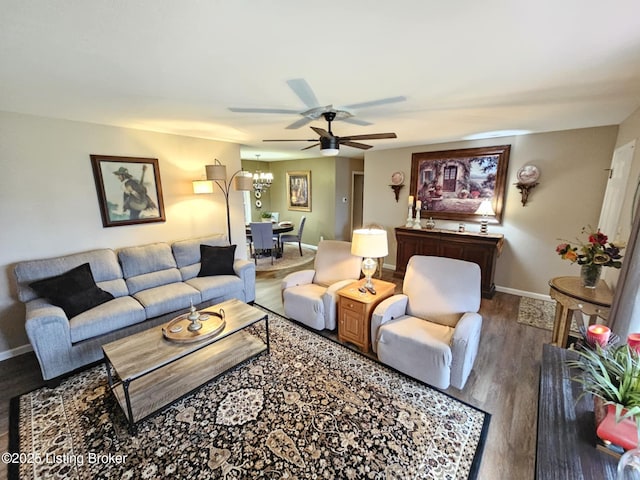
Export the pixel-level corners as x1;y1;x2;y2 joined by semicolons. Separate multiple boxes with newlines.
90;155;166;227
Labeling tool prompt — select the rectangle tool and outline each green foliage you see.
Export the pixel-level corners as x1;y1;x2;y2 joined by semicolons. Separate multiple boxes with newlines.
567;344;640;424
260;211;272;218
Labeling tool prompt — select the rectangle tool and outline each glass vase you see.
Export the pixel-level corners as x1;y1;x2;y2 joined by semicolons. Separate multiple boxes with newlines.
617;448;640;480
580;263;602;288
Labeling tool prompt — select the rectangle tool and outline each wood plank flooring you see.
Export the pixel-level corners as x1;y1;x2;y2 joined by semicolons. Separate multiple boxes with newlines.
0;266;550;480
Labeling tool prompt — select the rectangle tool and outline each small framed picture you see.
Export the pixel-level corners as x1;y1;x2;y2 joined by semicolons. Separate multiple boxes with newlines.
286;170;311;212
90;155;166;227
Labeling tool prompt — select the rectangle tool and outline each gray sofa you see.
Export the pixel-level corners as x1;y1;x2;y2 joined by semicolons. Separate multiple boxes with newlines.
14;234;255;381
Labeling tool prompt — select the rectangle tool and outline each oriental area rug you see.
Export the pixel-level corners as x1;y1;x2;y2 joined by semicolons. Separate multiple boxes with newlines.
10;309;489;480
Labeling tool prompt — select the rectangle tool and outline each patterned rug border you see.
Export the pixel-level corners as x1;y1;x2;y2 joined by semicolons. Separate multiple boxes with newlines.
8;304;491;480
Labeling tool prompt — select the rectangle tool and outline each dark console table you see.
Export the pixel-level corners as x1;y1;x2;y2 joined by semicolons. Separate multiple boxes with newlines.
394;227;504;298
536;343;617;479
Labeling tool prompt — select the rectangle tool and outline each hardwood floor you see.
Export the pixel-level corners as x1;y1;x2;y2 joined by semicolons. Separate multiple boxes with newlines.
0;267;549;480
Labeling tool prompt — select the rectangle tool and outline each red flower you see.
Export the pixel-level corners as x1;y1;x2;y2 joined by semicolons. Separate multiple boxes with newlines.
589;231;608;245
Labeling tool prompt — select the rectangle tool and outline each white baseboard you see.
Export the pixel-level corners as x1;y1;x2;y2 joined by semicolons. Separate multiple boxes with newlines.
495;285;552;302
0;343;33;362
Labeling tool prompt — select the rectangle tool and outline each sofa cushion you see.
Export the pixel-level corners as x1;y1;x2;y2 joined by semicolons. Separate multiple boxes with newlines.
29;263;115;318
186;275;244;303
132;282;201;319
69;296;147;343
172;234;229;280
198;244;237;277
172;234;227;267
14;248;126;302
118;243;181;295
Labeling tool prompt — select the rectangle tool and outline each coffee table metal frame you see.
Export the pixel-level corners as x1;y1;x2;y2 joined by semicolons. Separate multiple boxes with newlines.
102;299;269;427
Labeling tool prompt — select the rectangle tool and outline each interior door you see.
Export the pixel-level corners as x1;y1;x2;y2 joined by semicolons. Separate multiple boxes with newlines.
351;172;364;233
598;140;635;240
443;166;457;192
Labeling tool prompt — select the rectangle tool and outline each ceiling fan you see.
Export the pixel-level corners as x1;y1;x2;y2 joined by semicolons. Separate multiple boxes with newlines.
229;78;406;129
262;111;397;156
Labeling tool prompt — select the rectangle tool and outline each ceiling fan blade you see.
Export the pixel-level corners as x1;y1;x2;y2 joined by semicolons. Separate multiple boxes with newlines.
341;117;373;126
341;141;373;150
285;117;314;130
286;78;320;109
263;139;318;142
343;132;397;140
301;143;320;151
311;126;333;139
228;107;300;114
342;96;406;110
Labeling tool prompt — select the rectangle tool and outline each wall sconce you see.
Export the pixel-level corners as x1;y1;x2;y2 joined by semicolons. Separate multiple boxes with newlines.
389;171;405;202
515;164;540;206
475;200;495;234
193;158;252;243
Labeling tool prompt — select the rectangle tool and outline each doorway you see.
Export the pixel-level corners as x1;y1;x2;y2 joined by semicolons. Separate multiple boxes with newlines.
351;171;364;233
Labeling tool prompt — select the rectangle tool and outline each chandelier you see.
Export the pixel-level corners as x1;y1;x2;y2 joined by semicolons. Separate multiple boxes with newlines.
252;155;273;191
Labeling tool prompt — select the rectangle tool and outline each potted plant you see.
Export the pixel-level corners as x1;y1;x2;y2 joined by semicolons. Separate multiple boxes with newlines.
260;212;273;222
567;342;640;451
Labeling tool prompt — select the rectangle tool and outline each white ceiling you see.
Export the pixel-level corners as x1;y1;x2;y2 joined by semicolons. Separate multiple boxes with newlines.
2;0;640;161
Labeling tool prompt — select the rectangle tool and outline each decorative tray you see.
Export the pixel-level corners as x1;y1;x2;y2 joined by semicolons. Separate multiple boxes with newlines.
162;308;226;343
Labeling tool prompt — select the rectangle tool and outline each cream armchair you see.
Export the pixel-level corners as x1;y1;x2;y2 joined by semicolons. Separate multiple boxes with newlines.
371;255;482;390
281;240;362;330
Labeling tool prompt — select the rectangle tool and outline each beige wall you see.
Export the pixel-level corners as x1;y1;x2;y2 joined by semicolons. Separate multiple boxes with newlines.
0;110;243;356
242;159;273;220
363;126;619;296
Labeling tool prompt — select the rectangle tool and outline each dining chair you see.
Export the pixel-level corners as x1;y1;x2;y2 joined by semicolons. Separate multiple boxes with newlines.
249;222;277;264
279;216;306;256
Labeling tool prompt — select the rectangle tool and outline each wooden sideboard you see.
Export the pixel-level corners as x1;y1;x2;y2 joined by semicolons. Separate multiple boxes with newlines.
394;227;504;298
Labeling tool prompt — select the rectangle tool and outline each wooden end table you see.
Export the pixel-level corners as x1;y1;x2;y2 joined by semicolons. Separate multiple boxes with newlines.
337;278;396;352
549;276;613;349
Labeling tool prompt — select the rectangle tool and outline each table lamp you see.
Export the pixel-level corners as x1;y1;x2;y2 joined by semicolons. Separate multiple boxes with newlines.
475;200;495;234
351;228;388;290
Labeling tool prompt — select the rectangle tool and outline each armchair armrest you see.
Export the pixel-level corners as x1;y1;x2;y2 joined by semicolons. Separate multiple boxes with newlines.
321;279;359;330
371;294;408;353
450;312;483;389
281;269;315;291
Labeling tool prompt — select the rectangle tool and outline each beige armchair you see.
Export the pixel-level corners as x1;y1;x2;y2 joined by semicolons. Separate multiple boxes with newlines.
281;240;362;330
371;255;482;390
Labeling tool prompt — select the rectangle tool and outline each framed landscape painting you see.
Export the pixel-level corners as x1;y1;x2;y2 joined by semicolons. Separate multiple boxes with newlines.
410;145;511;223
286;171;311;211
90;155;166;227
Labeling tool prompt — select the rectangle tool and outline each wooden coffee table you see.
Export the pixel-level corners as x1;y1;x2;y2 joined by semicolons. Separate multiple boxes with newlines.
102;298;269;426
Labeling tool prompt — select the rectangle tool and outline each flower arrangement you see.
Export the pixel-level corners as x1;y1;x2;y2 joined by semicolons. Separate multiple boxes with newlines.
556;227;624;268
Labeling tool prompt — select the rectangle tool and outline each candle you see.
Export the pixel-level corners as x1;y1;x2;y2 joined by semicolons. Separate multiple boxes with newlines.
416;200;422;210
587;324;611;347
628;333;640;353
408;195;414;206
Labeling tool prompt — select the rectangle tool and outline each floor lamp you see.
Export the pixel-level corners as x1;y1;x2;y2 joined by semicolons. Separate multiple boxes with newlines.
195;159;252;243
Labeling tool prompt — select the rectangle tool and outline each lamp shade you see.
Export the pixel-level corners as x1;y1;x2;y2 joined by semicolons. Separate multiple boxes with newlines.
351;228;389;258
192;179;214;194
206;164;227;181
475;200;495;216
320;148;339;157
234;171;253;191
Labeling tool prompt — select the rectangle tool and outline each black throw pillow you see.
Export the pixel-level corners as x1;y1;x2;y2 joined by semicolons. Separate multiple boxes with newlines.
29;263;114;318
198;244;237;277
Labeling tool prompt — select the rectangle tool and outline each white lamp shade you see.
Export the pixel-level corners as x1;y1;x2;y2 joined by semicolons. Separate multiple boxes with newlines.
192;180;214;194
234;171;253;191
351;228;389;258
320;148;339;157
206;164;227;181
475;200;495;216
